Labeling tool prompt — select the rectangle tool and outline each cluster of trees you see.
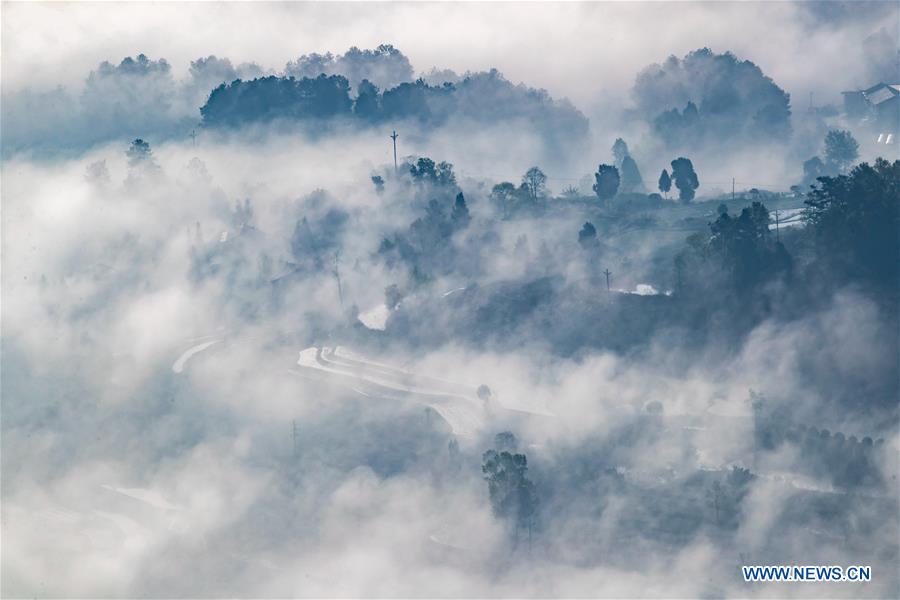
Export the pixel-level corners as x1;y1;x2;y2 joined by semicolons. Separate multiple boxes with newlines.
124;138;161;186
658;157;699;202
589;139;645;203
633;48;792;148
800;130;860;188
488;167;551;216
199;69;588;149
804;157;899;286
590;140;699;205
485;144;699;216
482;432;538;545
706;467;754;528
675;199;791;299
377;157;471;279
201;74;353;127
290;208;349;272
754;402;885;489
284;44;413;90
3;53;263;155
673;156;897;354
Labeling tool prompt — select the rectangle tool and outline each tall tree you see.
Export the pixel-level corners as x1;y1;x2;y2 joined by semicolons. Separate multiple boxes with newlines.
578;221;598;248
522;167;547;200
612;137;629;168
805;158;899;284
482;449;538;544
658;169;672;198
126;138;155;167
593;164;620;202
670;157;699;203
451;191;471;229
823;129;859;174
801;156;827;187
354;79;381;121
620;155;644;193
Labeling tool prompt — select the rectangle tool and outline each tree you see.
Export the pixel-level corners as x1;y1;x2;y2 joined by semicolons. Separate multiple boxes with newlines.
708;201;791;290
371;174;385;193
670;157;699;202
231;198;254;229
706;480;726;526
824;129;859;173
410;157;436;181
477;384;492;405
612;137;629;168
290;208;349;269
201;74;353;127
802;156;827;187
494;431;518;452
522;167;547;200
635;49;791;148
658;168;672;198
354;79;381;121
804;158;899;284
561;185;579;198
409;157;457;188
85;160;110;184
451;191;471;229
482;449;538;544
592;164;620;202
435;161;457;187
620;155;644;193
384;284;403;309
578;221;598;248
490;182;516;203
126;138;155;167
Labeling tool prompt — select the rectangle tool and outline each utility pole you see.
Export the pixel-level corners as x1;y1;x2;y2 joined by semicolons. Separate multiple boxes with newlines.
189;129;197;147
292;419;298;457
732;177;735;203
332;251;344;309
774;209;780;242
603;268;612;292
390;130;399;174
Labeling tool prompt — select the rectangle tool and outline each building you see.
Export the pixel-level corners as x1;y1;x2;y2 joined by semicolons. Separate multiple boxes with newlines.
841;82;900;133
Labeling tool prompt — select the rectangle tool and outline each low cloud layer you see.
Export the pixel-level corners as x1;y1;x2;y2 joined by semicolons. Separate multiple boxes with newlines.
2;2;898;598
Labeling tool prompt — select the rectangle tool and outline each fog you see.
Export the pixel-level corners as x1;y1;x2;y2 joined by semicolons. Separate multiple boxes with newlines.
2;2;898;599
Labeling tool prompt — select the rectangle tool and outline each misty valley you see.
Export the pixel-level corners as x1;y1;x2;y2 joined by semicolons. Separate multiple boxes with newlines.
2;3;899;599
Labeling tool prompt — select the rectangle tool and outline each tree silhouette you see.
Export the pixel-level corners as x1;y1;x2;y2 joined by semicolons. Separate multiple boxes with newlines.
658;169;672;198
126;138;155;167
670;157;699;202
805;158;899;284
522;167;547;200
620;155;643;193
451;191;471;229
482;449;538;545
802;156;827;187
578;221;598;248
823;129;859;173
592;164;620;202
612;137;629;168
354;79;381;121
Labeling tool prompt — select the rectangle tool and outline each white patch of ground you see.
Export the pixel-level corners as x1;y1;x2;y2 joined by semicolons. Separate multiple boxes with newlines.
357;303;392;330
